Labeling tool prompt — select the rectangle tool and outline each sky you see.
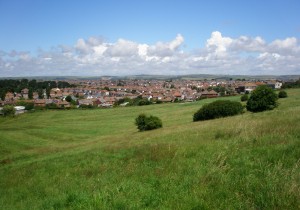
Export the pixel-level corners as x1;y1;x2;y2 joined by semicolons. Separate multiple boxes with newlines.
0;0;300;77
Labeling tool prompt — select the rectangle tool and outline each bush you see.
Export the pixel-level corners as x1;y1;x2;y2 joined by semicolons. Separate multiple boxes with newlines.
137;99;152;106
278;90;288;98
79;104;94;109
16;101;34;110
246;85;278;112
135;114;162;131
2;105;16;117
46;103;58;109
240;94;249;102
193;100;244;121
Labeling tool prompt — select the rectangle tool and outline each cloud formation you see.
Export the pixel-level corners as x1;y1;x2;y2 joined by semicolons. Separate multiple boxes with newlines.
0;31;299;76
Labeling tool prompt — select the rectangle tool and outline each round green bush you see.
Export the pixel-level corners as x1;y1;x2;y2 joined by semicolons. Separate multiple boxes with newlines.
2;105;16;117
193;100;244;121
246;85;278;112
240;94;249;102
135;114;162;131
278;90;287;98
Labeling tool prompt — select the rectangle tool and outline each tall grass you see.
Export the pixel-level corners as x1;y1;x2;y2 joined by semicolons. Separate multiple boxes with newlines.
0;89;299;209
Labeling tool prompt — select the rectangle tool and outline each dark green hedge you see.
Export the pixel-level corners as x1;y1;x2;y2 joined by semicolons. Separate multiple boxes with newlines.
246;85;278;112
135;114;162;131
193;100;244;121
278;90;288;98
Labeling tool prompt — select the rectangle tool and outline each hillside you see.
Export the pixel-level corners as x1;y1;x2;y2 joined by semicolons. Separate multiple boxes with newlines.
0;89;299;209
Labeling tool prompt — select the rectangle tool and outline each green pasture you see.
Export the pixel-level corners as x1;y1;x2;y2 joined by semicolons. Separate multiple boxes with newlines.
0;89;299;209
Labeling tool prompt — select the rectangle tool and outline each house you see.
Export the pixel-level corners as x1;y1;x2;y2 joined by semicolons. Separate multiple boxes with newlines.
34;99;46;107
78;99;93;106
21;88;29;99
267;81;282;89
161;97;173;102
173;91;182;100
201;90;218;98
244;83;257;93
34;99;53;107
57;101;70;108
5;92;14;101
50;88;63;99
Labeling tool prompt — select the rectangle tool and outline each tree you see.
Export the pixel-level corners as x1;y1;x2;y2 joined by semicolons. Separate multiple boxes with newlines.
246;85;278;112
2;105;15;117
28;88;33;100
135;114;162;131
65;95;73;102
193;100;244;121
0;89;6;100
37;89;44;99
278;90;288;98
46;88;51;99
240;94;249;102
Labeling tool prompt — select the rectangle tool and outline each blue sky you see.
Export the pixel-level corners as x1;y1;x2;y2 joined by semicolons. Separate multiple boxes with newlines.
0;0;300;76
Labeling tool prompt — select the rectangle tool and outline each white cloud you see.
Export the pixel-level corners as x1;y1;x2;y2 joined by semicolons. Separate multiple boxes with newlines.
104;39;138;57
0;31;299;76
206;31;233;53
147;34;184;57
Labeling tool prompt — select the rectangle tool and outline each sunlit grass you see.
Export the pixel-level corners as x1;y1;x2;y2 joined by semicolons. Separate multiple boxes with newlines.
0;89;299;209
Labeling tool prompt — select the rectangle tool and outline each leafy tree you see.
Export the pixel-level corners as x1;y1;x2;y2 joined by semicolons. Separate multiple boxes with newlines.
2;105;15;117
246;85;278;112
135;114;162;131
138;99;152;106
37;89;44;99
0;89;6;100
28;79;37;89
46;88;51;99
65;95;73;102
278;90;288;98
240;94;249;102
193;100;244;121
28;88;33;99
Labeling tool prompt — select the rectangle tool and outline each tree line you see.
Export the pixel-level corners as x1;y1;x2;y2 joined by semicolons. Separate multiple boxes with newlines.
0;79;76;100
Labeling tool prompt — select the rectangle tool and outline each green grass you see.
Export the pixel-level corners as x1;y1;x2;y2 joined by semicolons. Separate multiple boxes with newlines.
0;89;299;209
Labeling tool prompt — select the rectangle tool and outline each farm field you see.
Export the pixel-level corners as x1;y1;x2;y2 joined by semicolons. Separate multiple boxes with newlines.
0;89;299;209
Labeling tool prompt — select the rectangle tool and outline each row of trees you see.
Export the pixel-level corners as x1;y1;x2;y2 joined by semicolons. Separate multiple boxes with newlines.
0;79;76;100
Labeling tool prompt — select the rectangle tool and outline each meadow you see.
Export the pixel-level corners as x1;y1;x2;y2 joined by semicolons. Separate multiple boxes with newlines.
0;89;299;209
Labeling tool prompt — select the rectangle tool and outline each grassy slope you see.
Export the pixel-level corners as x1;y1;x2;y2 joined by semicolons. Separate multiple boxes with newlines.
0;89;299;210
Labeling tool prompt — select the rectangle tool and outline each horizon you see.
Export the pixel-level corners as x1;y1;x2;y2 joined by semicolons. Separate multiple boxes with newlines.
0;0;300;77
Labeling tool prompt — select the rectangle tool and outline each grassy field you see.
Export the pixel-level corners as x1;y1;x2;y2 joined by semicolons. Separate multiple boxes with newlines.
0;89;299;209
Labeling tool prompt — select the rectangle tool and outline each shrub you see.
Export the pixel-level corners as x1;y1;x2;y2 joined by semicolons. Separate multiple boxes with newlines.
2;105;16;117
79;104;94;109
24;102;34;110
46;103;58;109
240;94;249;102
17;100;34;110
137;99;152;106
65;95;73;102
16;101;34;110
246;85;278;112
278;90;288;98
193;100;244;121
135;114;162;131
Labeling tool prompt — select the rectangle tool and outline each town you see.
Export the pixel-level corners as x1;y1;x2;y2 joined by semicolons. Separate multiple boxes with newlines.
0;77;284;113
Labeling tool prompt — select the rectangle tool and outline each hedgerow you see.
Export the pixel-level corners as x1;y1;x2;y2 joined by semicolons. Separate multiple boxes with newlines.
193;100;244;121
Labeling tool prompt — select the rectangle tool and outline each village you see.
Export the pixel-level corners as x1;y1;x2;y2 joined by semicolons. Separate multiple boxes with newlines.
0;78;283;113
